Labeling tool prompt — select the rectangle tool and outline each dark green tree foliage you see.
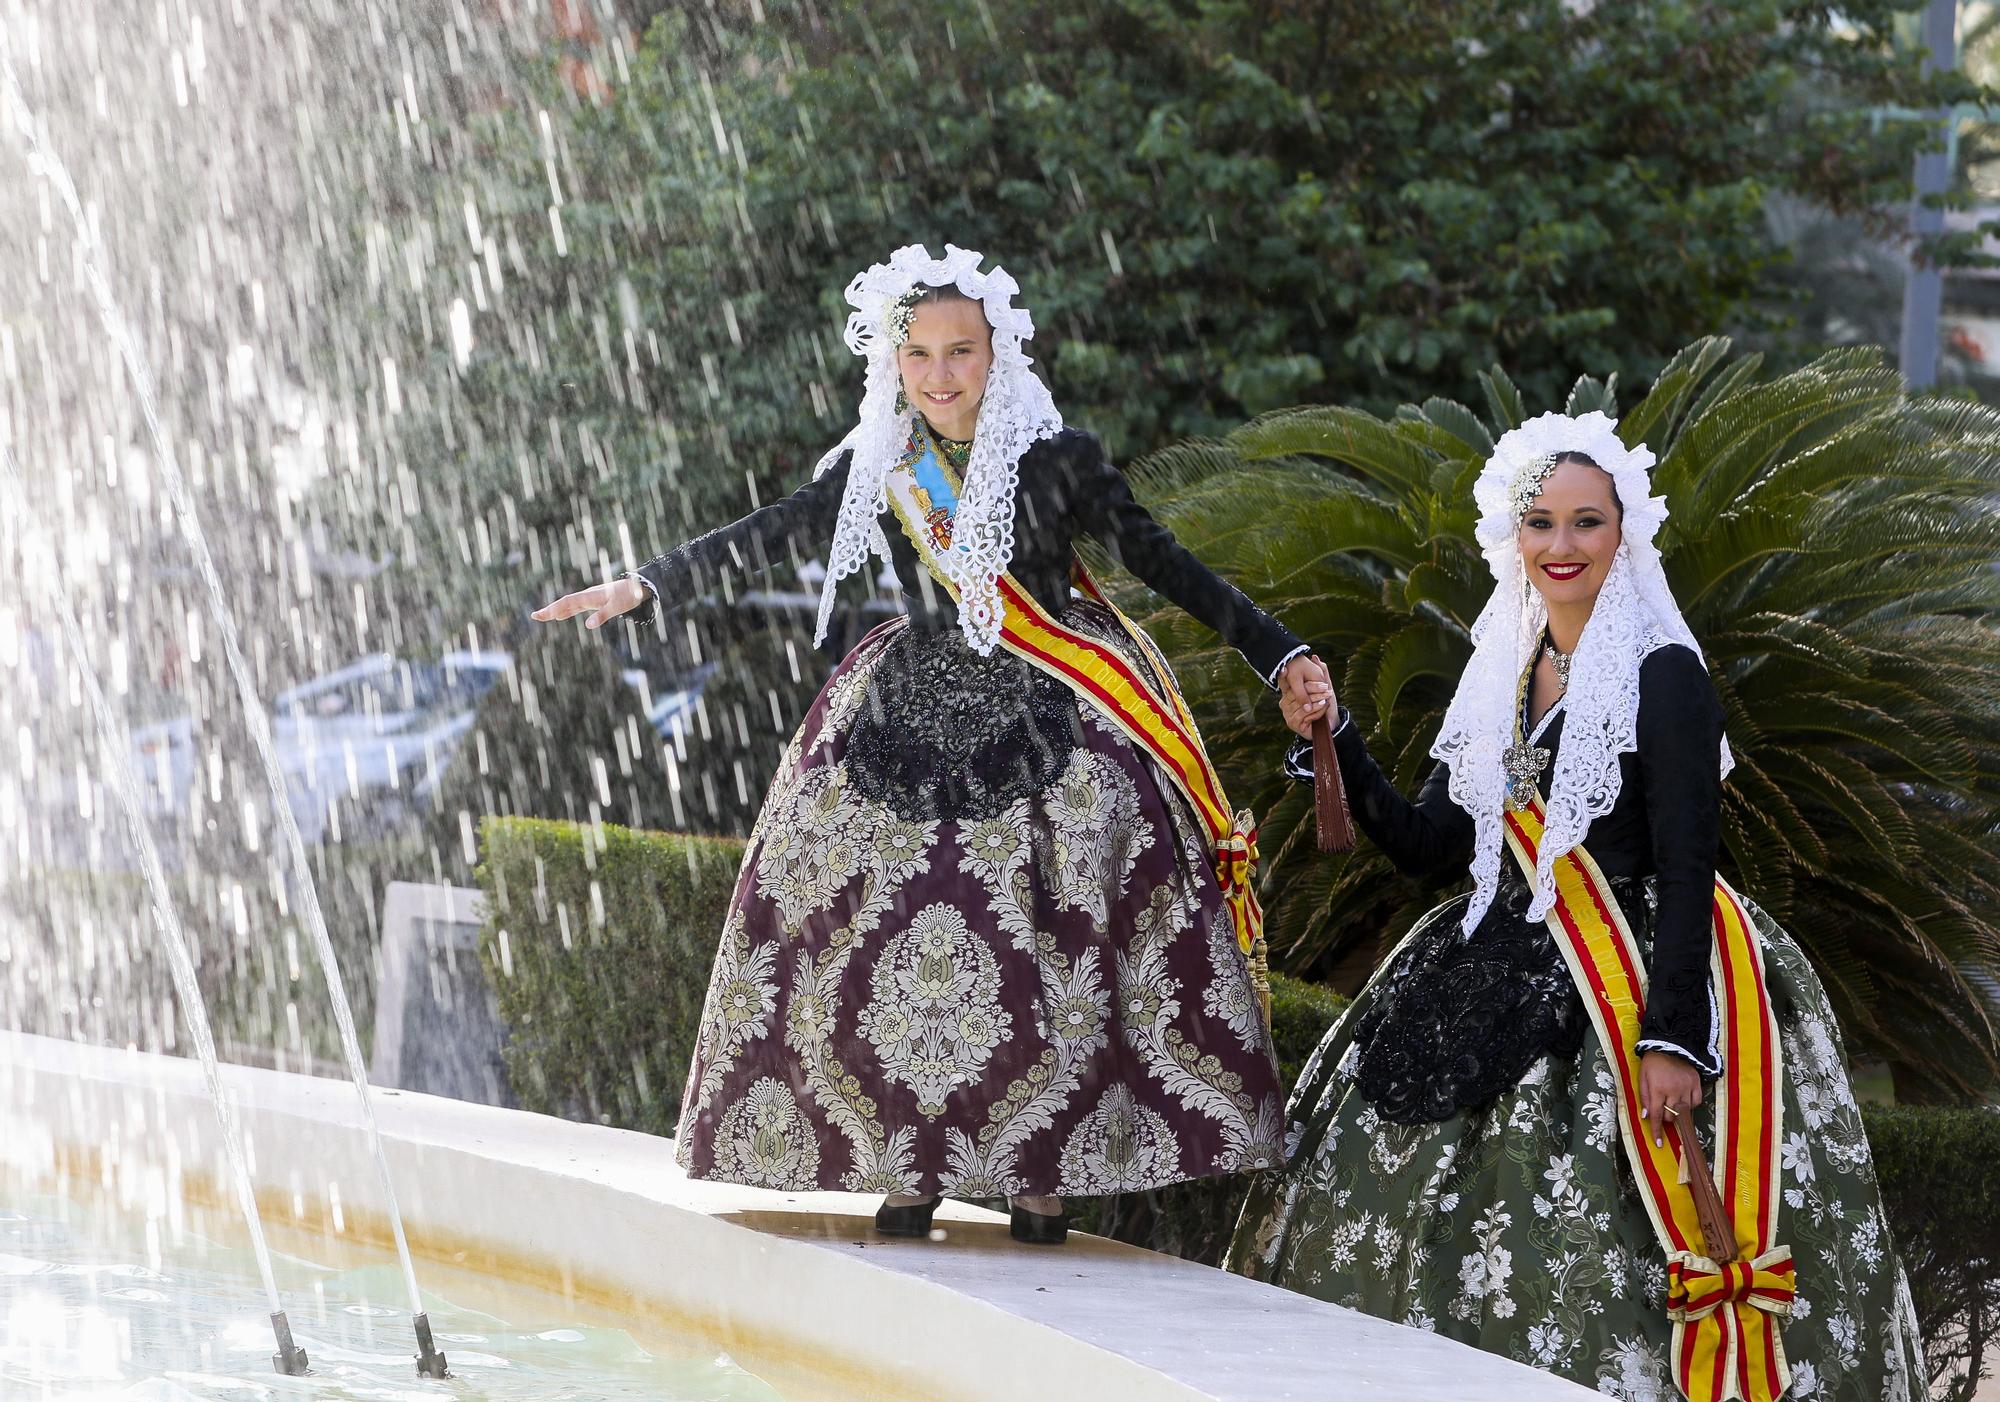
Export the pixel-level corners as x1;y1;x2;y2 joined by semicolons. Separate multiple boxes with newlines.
1118;339;2000;1101
1866;1105;2000;1401
309;0;1972;636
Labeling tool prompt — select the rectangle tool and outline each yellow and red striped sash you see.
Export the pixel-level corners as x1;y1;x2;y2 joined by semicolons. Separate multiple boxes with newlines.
1502;793;1793;1402
881;462;1264;957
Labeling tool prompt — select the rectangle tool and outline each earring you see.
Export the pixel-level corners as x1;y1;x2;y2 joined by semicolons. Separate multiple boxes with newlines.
894;387;910;415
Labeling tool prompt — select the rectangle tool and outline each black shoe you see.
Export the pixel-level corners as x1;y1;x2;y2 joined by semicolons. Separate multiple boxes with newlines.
873;1195;940;1237
1008;1202;1068;1245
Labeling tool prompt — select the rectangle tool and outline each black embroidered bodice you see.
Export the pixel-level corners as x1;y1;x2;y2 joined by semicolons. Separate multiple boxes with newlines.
1286;645;1728;1124
841;600;1167;822
1342;873;1665;1124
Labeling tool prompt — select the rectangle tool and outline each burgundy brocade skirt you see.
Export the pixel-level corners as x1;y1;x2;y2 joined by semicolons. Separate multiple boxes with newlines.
671;605;1284;1197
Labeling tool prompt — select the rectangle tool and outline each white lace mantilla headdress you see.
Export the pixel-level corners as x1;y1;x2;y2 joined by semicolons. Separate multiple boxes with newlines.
810;243;1063;654
1432;409;1734;933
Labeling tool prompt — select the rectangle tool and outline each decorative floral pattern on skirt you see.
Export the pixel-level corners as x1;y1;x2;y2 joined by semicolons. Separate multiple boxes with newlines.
1227;886;1926;1402
674;606;1284;1197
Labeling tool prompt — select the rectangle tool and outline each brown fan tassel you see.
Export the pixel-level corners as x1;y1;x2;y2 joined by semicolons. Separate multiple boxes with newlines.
1312;713;1355;853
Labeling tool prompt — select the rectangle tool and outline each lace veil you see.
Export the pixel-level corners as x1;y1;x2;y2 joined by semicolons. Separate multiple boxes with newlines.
810;243;1064;655
1432;410;1734;933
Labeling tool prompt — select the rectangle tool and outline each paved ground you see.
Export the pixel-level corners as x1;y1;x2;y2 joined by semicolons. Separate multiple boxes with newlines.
724;1199;1597;1402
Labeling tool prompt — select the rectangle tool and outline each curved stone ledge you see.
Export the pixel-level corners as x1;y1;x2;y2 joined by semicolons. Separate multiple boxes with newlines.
0;1031;1591;1401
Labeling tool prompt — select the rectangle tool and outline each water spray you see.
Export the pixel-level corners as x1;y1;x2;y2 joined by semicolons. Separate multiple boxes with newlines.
0;443;311;1377
2;53;443;1378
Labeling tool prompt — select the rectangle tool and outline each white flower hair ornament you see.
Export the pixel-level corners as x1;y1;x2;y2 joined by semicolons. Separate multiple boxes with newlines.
1434;410;1732;934
810;243;1063;655
1471;410;1667;574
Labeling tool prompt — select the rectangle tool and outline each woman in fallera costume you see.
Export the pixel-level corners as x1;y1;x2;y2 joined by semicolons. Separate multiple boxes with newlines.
1232;413;1924;1401
537;245;1315;1244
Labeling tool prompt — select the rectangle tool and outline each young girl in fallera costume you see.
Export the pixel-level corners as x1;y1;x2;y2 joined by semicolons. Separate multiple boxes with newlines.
1234;412;1925;1401
537;245;1319;1244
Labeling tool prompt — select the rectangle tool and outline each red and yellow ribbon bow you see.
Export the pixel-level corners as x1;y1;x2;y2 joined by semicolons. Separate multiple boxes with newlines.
1670;1248;1798;1322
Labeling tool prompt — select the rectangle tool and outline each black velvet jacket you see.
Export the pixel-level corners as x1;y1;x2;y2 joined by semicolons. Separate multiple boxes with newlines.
632;427;1305;682
1287;644;1727;1076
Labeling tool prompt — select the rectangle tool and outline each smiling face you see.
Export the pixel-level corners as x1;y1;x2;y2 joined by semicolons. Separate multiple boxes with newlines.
1518;456;1624;613
896;294;993;442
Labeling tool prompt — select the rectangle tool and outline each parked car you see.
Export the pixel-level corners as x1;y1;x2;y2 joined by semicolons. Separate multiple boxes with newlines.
622;661;716;746
275;650;513;841
129;651;711;844
129;712;200;820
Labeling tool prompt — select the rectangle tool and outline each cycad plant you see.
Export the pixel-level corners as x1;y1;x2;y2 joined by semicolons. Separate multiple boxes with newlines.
1118;340;2000;1099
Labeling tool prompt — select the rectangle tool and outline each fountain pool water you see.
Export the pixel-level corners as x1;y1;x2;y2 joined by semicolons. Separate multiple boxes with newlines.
0;1183;790;1401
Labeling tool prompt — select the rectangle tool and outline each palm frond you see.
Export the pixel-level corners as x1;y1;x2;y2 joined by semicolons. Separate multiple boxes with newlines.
1620;336;1733;450
1413;397;1495;460
1479;364;1527;431
1564;373;1619;418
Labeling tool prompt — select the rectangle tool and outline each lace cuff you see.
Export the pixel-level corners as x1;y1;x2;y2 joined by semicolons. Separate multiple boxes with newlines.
1637;986;1723;1078
1264;643;1312;692
1636;1038;1724;1078
1280;710;1352;783
1282;736;1314;783
625;570;662;628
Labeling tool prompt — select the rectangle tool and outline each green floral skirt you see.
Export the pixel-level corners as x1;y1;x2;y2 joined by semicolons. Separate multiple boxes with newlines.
1227;889;1926;1401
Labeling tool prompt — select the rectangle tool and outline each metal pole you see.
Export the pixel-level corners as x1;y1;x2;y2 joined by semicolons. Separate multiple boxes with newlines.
1899;0;1959;389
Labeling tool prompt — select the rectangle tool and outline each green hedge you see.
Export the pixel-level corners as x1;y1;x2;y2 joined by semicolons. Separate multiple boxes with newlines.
475;816;1996;1393
475;816;744;1134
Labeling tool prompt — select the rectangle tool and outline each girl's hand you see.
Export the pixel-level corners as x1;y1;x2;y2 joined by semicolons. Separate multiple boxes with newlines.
1638;1049;1704;1148
532;576;647;631
1279;653;1334;738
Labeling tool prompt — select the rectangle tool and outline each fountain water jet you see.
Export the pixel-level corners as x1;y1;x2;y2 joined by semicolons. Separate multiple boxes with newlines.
1;440;311;1376
0;53;449;1380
